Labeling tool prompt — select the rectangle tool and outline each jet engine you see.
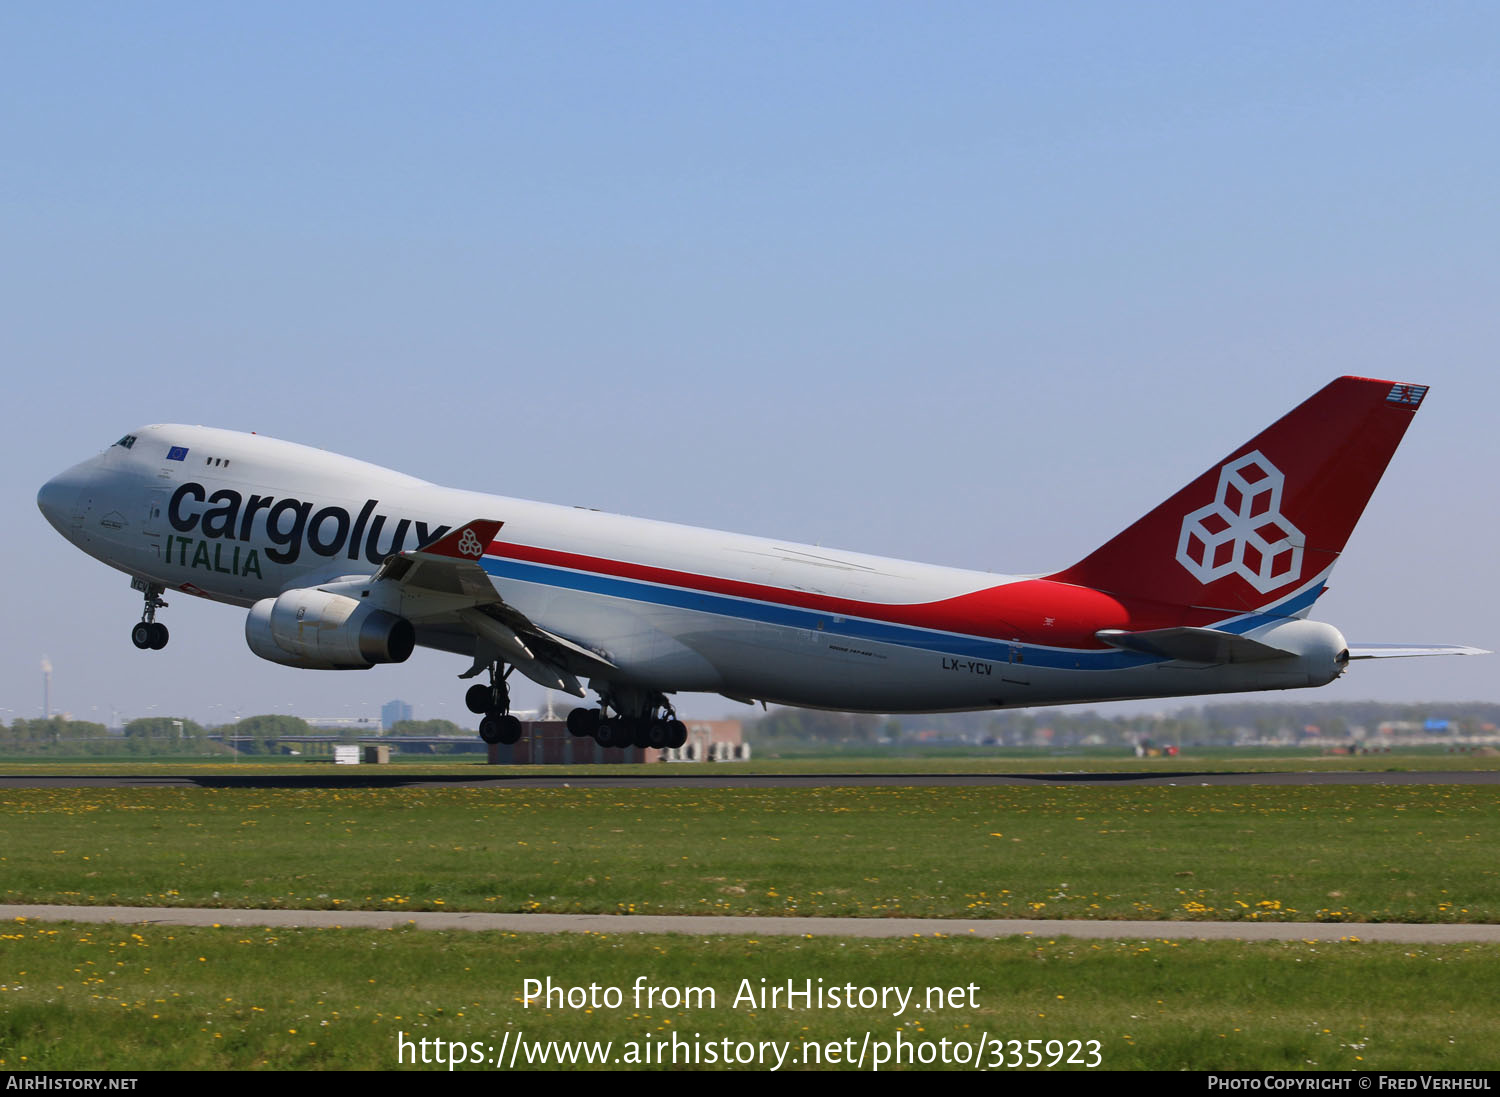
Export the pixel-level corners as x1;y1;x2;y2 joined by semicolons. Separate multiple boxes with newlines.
245;588;415;669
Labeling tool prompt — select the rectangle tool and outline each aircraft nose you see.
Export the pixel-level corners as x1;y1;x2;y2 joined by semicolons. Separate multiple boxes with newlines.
37;469;83;535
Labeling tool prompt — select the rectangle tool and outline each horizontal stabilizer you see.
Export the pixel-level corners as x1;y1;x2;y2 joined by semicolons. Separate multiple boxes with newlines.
1096;627;1294;664
1347;643;1491;660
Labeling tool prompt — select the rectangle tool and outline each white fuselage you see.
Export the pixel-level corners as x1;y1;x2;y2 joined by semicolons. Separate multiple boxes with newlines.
38;424;1345;713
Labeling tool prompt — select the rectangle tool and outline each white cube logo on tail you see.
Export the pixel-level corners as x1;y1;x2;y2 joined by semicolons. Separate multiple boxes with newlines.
1175;450;1305;593
456;528;484;558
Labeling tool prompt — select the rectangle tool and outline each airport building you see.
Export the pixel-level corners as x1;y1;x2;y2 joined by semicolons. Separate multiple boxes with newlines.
486;719;747;764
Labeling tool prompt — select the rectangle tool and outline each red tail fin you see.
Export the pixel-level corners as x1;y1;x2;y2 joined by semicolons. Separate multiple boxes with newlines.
1046;377;1427;615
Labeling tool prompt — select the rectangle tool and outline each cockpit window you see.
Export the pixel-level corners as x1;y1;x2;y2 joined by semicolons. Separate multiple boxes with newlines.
113;434;137;449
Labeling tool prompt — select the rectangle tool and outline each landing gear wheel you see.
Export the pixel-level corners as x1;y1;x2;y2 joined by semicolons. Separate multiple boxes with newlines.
646;721;669;749
665;720;687;750
131;622;153;650
479;715;504;744
631;721;652;749
465;684;492;715
566;707;599;738
148;622;169;650
595;721;618;749
480;713;523;745
498;714;523;745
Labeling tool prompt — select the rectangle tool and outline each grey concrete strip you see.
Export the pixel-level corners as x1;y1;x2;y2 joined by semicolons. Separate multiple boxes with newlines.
3;904;1497;943
5;769;1500;789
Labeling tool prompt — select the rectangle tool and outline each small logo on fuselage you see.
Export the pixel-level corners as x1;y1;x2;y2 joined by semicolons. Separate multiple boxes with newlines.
1176;450;1304;593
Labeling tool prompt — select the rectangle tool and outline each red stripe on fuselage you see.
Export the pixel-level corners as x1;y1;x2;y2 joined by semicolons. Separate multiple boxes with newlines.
484;540;1226;649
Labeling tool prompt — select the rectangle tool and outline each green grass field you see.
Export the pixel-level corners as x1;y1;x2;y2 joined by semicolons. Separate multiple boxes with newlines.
2;782;1496;922
3;759;1497;1070
3;920;1497;1071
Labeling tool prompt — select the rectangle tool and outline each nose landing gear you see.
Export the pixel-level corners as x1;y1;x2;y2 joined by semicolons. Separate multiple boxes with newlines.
130;581;169;650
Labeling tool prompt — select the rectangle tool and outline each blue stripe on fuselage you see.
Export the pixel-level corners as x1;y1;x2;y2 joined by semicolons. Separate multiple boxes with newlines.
478;555;1326;672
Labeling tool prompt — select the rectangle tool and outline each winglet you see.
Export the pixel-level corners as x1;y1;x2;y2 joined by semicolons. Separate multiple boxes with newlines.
418;519;503;560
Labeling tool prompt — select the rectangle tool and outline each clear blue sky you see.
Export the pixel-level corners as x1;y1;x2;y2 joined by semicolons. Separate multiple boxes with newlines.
5;3;1497;728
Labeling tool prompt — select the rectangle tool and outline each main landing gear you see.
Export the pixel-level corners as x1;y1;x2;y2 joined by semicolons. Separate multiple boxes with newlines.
130;581;169;651
466;663;522;745
565;685;687;750
461;667;684;752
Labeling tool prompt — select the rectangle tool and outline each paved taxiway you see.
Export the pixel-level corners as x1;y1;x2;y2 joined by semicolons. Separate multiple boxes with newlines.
3;904;1497;943
3;769;1499;789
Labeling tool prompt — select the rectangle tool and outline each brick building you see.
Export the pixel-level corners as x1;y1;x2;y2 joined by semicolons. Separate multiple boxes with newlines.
486;719;746;764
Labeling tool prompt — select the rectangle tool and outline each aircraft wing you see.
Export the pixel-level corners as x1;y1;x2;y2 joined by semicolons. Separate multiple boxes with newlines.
364;518;615;694
1346;643;1491;659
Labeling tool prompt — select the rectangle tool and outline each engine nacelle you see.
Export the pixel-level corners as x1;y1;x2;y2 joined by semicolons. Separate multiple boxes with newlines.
246;588;415;670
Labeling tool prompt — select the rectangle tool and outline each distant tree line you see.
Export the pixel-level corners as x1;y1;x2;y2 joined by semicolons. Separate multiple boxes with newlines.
0;717;112;755
0;713;313;757
745;701;1500;747
0;715;210;756
5;699;1496;757
0;713;477;758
